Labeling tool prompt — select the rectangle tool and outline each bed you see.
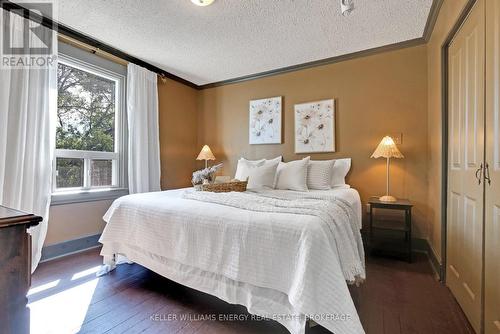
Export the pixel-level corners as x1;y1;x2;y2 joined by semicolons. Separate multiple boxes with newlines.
98;187;366;334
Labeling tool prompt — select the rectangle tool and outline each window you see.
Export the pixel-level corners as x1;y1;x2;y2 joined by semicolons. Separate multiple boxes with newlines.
53;47;127;203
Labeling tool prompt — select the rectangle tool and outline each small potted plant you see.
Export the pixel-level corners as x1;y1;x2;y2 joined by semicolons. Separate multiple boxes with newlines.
191;163;223;190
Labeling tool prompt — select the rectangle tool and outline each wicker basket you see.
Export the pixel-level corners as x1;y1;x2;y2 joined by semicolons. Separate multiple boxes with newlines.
201;180;248;193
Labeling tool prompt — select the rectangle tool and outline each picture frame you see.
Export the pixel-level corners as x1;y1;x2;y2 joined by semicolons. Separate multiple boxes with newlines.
294;99;335;153
249;96;282;145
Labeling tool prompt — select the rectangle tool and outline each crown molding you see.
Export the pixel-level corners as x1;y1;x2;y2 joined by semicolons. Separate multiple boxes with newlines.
0;0;199;89
200;0;443;89
1;0;443;90
423;0;444;42
199;37;425;89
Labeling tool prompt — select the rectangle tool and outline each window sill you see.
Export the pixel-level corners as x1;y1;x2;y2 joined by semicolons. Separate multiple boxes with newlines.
51;188;129;206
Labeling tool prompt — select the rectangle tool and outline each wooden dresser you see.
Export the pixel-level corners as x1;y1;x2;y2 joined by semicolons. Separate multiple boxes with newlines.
0;206;42;334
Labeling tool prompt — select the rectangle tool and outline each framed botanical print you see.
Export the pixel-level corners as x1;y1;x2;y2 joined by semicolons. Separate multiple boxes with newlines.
294;99;335;153
249;96;282;144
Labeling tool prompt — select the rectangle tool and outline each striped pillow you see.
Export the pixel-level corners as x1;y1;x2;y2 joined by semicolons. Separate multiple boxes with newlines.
307;160;335;190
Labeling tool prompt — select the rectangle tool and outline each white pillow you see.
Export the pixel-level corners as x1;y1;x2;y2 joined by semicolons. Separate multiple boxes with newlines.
235;159;263;181
246;161;280;190
307;160;335;190
275;157;310;191
234;156;281;180
331;158;351;187
264;156;282;165
238;156;282;165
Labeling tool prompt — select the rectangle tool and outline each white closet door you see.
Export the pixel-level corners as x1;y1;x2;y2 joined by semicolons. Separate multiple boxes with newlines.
447;0;485;332
485;0;500;332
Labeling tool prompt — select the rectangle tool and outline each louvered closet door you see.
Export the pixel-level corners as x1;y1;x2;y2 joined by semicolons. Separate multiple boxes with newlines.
447;0;485;332
485;1;500;332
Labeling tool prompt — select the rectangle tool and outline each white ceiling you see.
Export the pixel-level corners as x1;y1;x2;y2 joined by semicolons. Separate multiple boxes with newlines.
51;0;433;85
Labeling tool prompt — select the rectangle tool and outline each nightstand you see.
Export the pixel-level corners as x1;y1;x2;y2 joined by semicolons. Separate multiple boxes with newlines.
368;197;413;262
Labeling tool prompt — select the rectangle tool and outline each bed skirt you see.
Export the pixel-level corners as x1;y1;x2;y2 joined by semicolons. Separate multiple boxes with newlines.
97;243;308;334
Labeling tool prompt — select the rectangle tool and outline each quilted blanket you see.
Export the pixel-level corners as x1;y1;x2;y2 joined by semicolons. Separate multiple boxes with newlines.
99;188;366;334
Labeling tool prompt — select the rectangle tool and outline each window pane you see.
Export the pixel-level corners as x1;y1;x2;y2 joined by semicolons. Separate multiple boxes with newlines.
57;62;116;152
91;159;113;187
56;158;84;188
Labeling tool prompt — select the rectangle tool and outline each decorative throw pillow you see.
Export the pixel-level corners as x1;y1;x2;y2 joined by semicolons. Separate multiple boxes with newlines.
235;159;264;181
234;156;282;181
274;157;310;191
246;161;280;190
331;158;352;187
307;160;335;190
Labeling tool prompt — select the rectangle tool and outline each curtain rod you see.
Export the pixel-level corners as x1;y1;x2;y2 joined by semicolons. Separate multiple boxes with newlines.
58;34;129;67
0;0;199;89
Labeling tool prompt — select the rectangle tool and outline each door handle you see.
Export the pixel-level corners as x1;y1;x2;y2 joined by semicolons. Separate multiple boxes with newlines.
484;162;491;186
475;163;483;185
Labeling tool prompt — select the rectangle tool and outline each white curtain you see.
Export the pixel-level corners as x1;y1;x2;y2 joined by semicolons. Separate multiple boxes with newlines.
127;63;161;194
0;10;57;271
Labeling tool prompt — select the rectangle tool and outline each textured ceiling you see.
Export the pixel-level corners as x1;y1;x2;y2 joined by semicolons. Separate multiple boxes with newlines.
51;0;432;85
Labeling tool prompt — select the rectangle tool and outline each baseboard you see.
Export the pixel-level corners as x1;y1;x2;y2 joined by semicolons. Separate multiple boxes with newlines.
40;234;101;262
413;238;442;280
41;234;443;280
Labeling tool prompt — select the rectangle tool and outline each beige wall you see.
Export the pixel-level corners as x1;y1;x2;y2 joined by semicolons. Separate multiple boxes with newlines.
45;78;199;246
198;45;429;237
49;5;470;249
158;77;199;189
426;0;469;261
45;200;112;245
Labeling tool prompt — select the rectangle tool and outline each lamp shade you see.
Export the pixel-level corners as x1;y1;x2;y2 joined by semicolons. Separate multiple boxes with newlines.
196;145;216;161
371;136;404;159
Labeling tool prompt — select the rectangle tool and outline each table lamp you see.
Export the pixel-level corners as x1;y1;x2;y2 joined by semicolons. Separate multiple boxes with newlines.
196;145;216;168
371;136;404;202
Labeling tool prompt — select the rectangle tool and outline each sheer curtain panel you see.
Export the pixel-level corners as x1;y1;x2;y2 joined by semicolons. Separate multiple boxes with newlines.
0;9;57;272
127;63;161;194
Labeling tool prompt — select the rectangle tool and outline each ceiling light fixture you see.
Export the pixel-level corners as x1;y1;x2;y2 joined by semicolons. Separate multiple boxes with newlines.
191;0;215;6
341;0;354;16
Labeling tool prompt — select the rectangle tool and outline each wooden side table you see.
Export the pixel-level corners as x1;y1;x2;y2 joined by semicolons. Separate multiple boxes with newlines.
368;197;413;262
0;206;42;334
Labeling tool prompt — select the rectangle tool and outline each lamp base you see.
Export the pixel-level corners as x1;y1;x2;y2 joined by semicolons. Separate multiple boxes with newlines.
379;195;397;202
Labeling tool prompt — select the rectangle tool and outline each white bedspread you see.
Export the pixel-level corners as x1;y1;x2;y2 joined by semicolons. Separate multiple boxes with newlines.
100;188;366;334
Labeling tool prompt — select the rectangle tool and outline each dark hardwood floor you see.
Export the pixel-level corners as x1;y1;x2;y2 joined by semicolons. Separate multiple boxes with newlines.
28;248;474;334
